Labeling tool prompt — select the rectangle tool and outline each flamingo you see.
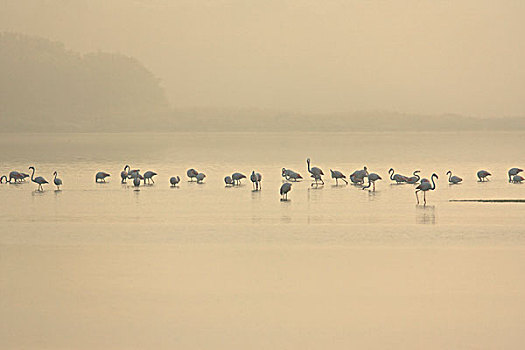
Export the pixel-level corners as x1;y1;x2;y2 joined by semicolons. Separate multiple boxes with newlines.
196;173;206;183
389;168;407;184
250;171;262;190
19;173;30;181
53;171;62;190
121;165;130;183
95;171;111;183
170;176;180;187
232;172;246;185
362;173;382;191
187;169;199;181
446;171;462;184
511;175;524;183
349;174;364;185
415;173;438;205
280;182;292;201
330;169;348;185
477;170;491;182
508;168;523;182
405;171;421;184
143;171;157;184
29;166;48;191
307;158;324;186
133;174;142;189
282;168;303;182
351;166;368;179
8;171;23;183
224;176;234;186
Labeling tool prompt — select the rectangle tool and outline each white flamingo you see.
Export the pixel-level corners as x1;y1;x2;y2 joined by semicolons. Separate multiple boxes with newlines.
224;176;234;186
250;171;262;190
95;171;111;183
405;171;421;184
29;166;48;191
508;168;523;182
446;171;462;184
232;172;246;185
53;171;62;190
415;173;438;205
389;168;407;184
133;174;142;189
143;171;157;184
477;170;491;182
187;169;199;181
280;182;292;201
349;173;364;185
8;171;23;183
170;176;180;187
307;158;324;186
362;173;382;191
121;165;130;183
282;168;303;182
196;173;206;183
330;169;348;185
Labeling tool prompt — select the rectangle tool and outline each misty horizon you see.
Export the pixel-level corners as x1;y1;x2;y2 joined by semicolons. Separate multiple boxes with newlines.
2;0;525;120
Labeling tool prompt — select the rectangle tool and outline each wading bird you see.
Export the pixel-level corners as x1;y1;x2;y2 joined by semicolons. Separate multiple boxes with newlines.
224;176;234;186
8;171;23;183
405;171;421;184
187;169;199;181
143;171;157;184
508;168;523;182
133;174;142;189
282;168;303;182
170;176;180;187
53;171;62;190
362;173;382;191
477;170;491;182
250;171;262;190
511;175;524;183
196;173;206;183
415;173;438;205
389;168;407;184
95;171;111;183
330;169;348;185
446;171;462;184
307;158;324;186
232;172;246;185
121;165;130;183
29;166;48;191
280;182;292;201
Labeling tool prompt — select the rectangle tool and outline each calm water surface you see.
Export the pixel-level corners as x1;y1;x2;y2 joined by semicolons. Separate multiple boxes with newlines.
2;132;525;350
0;132;523;246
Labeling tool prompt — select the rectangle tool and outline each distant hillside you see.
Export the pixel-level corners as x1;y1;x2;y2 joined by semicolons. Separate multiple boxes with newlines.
0;32;169;131
1;32;524;133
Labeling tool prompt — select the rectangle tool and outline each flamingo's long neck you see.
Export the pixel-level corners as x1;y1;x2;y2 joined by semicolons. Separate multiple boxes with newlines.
414;172;420;181
431;175;437;190
389;169;394;180
30;168;35;181
307;160;311;174
448;172;452;182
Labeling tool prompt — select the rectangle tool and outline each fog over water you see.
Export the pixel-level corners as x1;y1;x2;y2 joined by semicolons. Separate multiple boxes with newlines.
2;1;525;349
2;0;525;118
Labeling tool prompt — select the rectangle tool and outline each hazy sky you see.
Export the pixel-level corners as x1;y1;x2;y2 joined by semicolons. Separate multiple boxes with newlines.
2;0;524;117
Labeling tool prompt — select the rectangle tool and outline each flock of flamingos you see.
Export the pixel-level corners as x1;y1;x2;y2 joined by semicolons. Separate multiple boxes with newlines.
1;159;524;205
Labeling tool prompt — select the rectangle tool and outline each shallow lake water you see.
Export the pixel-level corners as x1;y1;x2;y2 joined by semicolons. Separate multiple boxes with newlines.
1;132;525;349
